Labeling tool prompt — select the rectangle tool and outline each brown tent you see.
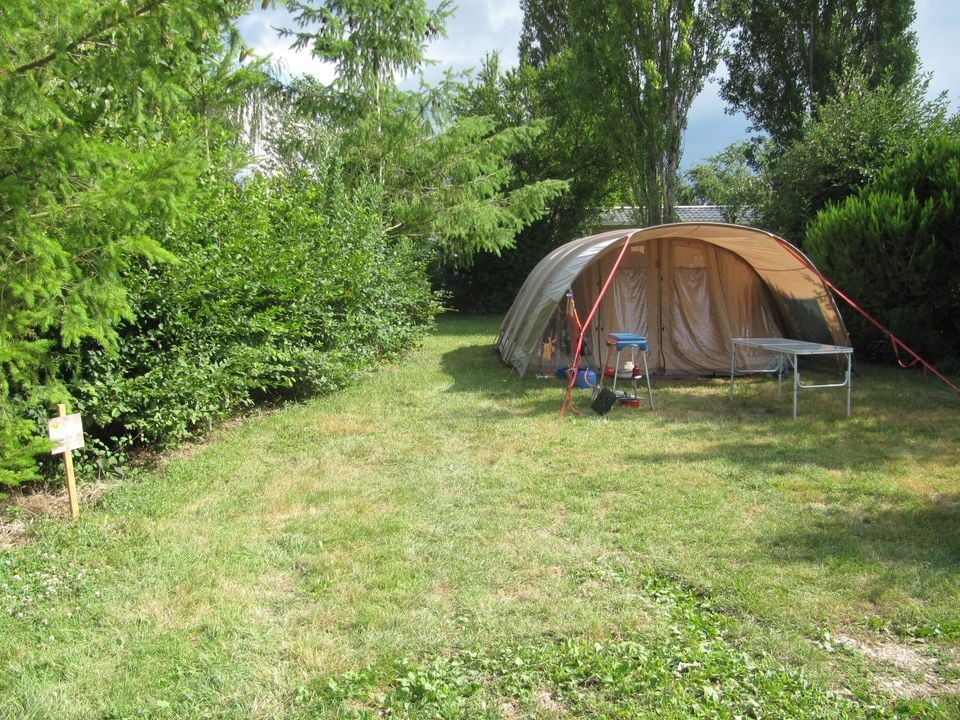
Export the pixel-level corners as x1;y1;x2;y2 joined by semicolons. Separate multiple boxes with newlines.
496;223;849;376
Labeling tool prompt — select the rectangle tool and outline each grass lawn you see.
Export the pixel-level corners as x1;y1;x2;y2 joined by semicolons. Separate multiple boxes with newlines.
2;315;959;719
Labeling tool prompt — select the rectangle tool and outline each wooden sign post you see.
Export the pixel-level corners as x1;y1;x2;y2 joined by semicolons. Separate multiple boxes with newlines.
47;404;84;520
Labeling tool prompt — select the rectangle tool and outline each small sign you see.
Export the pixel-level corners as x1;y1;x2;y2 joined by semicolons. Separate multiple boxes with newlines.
48;413;85;454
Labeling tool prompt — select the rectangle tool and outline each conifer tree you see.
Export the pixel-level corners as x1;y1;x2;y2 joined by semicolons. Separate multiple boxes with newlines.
274;0;568;266
0;1;253;487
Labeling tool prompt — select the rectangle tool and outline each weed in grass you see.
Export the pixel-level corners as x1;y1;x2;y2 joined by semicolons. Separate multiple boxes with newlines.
0;553;99;622
305;577;904;719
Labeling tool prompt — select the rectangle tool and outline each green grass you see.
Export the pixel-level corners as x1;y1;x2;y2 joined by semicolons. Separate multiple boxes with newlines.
2;315;959;718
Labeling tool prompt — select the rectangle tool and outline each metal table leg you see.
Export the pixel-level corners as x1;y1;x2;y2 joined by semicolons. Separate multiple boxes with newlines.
641;349;654;409
846;354;852;417
792;352;799;420
729;343;737;400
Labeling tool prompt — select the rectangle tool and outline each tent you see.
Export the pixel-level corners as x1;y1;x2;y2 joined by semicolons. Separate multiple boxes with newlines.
496;223;850;377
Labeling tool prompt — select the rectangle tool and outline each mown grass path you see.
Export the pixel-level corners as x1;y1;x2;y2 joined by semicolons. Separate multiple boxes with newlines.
2;316;959;718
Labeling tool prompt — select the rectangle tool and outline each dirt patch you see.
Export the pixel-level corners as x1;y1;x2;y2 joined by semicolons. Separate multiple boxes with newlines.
1;485;70;549
0;481;113;548
0;517;29;550
835;633;960;699
535;687;566;714
6;485;72;519
498;699;522;719
316;413;380;438
930;493;958;509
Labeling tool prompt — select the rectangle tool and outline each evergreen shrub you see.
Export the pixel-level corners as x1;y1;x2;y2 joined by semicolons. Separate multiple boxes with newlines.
806;134;960;366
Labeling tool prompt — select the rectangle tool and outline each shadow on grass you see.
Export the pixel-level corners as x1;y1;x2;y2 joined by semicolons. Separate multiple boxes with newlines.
621;426;950;474
433;313;504;337
440;343;509;384
441;342;960;433
764;494;960;573
437;343;565;418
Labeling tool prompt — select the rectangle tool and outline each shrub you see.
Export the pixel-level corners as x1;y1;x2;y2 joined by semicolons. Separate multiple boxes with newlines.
63;166;439;453
806;134;960;365
763;74;950;245
1;164;440;490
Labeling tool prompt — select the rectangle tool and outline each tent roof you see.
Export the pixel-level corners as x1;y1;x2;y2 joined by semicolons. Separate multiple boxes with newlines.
496;223;849;376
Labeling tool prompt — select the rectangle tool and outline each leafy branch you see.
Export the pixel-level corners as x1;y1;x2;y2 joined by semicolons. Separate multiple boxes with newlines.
11;0;167;76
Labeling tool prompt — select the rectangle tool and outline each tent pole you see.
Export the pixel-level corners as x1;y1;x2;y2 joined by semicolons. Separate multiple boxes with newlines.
561;234;634;418
771;237;960;397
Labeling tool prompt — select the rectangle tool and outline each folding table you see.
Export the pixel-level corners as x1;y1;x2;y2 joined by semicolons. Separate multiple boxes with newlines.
729;338;853;419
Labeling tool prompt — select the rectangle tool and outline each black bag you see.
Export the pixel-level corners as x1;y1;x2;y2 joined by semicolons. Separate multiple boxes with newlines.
591;387;617;415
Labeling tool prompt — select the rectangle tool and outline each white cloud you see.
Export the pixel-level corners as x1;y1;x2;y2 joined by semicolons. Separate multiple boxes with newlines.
484;0;523;33
255;33;337;84
237;6;336;83
421;0;521;79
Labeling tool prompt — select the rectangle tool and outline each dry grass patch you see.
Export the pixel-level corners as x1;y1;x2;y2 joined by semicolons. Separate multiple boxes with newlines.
836;633;960;699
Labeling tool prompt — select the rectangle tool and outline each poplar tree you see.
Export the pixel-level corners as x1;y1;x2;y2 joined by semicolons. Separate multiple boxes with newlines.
566;0;731;225
722;0;918;148
519;0;571;68
519;0;731;226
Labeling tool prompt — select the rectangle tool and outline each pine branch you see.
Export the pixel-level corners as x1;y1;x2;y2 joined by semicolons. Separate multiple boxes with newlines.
12;0;168;76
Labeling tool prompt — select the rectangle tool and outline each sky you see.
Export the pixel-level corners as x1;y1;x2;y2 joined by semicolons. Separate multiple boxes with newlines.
237;0;960;171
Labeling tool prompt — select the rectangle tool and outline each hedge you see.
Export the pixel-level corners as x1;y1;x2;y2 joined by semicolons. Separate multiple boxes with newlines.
806;134;960;367
2;165;441;490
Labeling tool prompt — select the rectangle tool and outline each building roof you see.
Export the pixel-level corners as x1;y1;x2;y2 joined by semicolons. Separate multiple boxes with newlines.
598;205;755;227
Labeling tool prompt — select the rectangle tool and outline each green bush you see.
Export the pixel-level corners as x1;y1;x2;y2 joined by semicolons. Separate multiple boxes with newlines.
63;167;439;453
763;74;950;245
1;165;439;490
806;134;960;365
0;0;259;491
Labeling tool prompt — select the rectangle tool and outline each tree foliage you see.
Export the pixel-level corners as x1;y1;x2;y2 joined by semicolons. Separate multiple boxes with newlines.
806;133;960;364
284;0;452;95
762;73;950;244
519;0;571;68
282;0;451;175
722;0;918;148
277;0;567;265
0;0;255;488
564;0;732;225
680;141;769;222
445;54;617;312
